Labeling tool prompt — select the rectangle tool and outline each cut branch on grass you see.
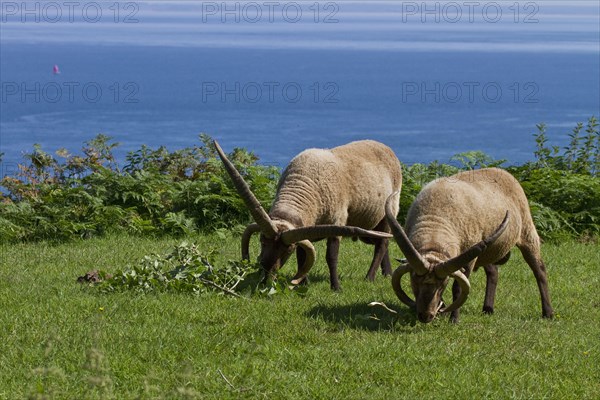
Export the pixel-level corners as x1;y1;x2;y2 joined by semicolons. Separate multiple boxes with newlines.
199;278;243;298
87;242;257;296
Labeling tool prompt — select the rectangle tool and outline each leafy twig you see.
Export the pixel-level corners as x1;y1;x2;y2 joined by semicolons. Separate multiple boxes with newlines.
199;278;244;298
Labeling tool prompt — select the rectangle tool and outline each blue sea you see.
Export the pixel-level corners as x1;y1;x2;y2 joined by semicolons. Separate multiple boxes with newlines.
1;0;599;170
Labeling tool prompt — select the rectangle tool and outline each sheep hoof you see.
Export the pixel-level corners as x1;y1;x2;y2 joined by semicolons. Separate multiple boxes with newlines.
482;306;494;314
543;310;554;319
449;312;460;324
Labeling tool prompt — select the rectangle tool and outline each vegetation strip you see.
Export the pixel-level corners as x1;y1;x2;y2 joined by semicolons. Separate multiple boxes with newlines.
1;117;598;244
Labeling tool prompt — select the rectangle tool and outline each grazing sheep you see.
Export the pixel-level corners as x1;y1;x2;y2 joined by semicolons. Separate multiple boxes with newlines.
385;167;553;323
214;139;402;290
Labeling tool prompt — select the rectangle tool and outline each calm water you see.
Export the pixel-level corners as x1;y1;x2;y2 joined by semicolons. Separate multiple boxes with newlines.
1;1;599;169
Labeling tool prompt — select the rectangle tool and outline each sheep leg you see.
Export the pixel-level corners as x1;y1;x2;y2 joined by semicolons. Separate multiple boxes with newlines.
449;263;474;324
367;218;393;279
482;253;509;313
375;218;393;277
366;238;388;281
482;264;499;314
295;247;309;285
380;242;392;276
449;280;462;324
326;237;342;291
518;244;554;319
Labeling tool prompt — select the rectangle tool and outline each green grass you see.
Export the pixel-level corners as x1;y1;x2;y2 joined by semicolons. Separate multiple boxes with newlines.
1;234;599;399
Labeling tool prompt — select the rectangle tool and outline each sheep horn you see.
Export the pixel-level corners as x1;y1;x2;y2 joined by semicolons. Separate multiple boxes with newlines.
439;270;471;314
434;211;510;278
290;240;316;285
213;140;278;238
385;191;430;275
391;264;416;308
241;223;261;261
280;225;392;246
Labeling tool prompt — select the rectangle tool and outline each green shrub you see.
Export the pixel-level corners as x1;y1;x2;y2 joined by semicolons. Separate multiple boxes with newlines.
1;118;598;243
508;116;600;238
0;134;279;242
531;116;599;175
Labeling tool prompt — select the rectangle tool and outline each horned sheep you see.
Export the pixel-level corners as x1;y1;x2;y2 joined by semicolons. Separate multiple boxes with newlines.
385;167;554;323
214;139;402;290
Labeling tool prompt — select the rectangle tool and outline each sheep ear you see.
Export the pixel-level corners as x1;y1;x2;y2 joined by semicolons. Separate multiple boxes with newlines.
385;192;430;275
213;140;278;237
434;211;510;277
280;225;391;245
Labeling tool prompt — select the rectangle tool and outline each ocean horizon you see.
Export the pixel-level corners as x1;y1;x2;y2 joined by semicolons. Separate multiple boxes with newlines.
1;0;599;169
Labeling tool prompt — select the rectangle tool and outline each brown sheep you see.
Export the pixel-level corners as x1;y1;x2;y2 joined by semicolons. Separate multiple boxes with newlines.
385;168;553;323
214;139;402;290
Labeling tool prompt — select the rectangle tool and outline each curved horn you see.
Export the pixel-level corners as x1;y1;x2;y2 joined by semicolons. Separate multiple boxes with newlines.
290;240;316;285
385;191;429;275
439;270;471;314
434;211;510;278
213;140;278;237
241;223;261;261
391;264;416;308
280;225;392;246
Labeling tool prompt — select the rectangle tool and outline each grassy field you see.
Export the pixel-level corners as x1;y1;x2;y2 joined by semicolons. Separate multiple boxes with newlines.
0;234;598;399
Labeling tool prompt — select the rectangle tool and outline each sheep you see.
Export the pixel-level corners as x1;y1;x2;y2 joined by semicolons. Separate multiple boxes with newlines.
384;167;554;323
213;139;402;290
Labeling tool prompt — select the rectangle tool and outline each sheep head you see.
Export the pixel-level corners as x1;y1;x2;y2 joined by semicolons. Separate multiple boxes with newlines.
258;229;297;279
385;192;509;323
240;221;315;281
214;140;392;283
